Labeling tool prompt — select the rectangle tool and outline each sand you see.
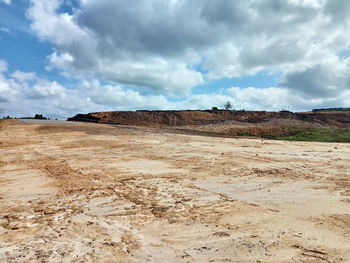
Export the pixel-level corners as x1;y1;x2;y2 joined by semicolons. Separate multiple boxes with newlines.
0;120;350;262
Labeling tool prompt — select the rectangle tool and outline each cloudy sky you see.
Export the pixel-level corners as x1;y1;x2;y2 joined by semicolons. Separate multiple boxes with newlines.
1;0;350;118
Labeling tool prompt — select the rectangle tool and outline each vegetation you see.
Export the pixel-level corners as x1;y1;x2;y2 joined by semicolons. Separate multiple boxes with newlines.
224;101;232;110
262;126;350;142
312;107;350;112
34;114;47;120
2;114;50;120
212;106;219;111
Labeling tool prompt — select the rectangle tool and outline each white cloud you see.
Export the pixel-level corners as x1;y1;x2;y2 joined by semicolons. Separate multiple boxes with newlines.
0;74;18;103
0;27;10;33
280;56;350;97
11;70;37;82
25;0;350;100
1;61;349;119
1;0;11;5
26;0;203;96
0;59;7;72
0;62;101;118
80;80;350;113
0;1;345;117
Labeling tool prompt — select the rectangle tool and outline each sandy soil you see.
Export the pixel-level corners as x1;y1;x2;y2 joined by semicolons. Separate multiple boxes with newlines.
1;120;350;263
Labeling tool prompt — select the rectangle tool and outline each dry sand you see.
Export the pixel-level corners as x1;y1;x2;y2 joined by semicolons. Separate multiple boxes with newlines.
0;120;350;262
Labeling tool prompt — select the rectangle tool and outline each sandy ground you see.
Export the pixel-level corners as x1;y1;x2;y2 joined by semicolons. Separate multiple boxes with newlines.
1;120;350;263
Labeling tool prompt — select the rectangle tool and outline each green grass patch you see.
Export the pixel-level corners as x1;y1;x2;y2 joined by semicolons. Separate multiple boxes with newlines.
261;126;350;142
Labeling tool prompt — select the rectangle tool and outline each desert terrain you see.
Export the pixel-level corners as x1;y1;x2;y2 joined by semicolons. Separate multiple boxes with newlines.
1;119;350;262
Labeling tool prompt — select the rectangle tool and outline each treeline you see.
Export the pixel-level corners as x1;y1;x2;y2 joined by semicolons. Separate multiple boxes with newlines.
312;108;350;112
2;114;53;120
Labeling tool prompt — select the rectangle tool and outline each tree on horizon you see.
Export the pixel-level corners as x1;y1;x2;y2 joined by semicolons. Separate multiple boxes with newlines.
224;101;232;110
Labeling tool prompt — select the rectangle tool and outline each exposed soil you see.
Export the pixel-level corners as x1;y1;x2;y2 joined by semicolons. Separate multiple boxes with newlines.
1;119;350;262
68;110;350;128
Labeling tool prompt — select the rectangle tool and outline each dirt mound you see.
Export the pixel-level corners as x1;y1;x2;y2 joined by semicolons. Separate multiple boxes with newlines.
68;110;350;128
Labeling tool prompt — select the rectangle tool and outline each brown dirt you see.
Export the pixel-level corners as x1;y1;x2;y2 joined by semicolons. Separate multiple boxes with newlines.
68;110;350;128
1;119;350;262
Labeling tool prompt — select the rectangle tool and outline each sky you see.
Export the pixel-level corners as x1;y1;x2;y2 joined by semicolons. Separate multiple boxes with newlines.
0;0;350;119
